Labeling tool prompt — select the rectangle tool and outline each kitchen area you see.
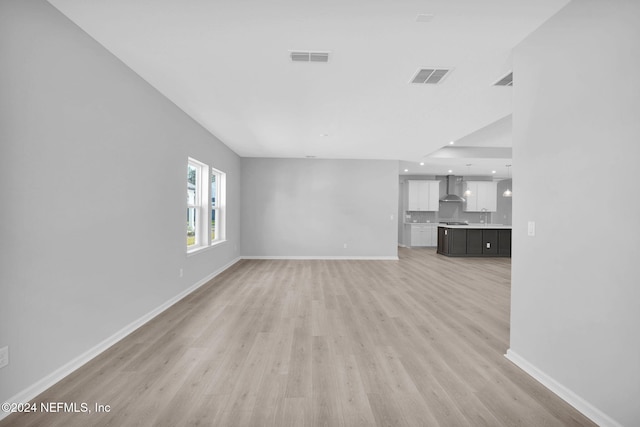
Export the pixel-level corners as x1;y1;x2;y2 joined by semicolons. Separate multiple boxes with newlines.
399;173;513;257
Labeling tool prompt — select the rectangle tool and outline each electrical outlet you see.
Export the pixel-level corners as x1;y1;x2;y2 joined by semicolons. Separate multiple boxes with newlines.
179;268;183;278
343;243;347;249
0;346;8;369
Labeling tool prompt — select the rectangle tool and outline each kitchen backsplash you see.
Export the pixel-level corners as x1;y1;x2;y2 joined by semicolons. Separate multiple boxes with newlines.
406;210;493;224
405;211;437;223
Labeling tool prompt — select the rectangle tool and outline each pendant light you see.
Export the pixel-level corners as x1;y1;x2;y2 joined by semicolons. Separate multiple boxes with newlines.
463;164;472;197
503;164;512;197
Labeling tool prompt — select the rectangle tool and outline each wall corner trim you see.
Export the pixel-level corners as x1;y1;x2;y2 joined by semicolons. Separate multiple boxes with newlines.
0;256;242;422
505;349;622;427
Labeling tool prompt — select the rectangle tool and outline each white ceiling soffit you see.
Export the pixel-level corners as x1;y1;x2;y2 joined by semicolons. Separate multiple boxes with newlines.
399;159;513;178
427;146;512;159
408;115;512;176
46;0;570;160
454;115;512;148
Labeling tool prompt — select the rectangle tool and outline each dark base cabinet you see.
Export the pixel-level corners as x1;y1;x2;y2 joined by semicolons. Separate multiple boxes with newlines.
437;226;511;257
498;229;511;256
466;229;483;255
450;228;467;255
437;227;447;254
482;229;498;255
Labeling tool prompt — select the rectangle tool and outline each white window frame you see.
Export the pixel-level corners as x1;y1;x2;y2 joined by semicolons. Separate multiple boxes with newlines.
210;166;226;244
187;158;226;254
187;158;209;252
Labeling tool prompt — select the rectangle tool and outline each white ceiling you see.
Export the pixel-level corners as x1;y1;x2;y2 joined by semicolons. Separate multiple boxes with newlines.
402;114;513;177
48;0;569;173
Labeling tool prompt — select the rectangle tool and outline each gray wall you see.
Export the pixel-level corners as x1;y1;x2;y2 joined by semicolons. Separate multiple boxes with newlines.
510;1;640;425
241;158;398;258
0;0;241;403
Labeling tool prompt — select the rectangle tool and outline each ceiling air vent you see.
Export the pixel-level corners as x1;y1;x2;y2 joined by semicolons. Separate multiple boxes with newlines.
411;68;451;84
290;51;329;63
494;72;513;86
415;14;434;23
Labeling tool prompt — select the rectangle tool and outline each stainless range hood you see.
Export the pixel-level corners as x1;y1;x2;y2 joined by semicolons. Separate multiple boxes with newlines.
440;175;465;203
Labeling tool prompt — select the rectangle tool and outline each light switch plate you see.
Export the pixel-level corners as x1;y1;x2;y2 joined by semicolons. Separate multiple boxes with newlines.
528;221;536;236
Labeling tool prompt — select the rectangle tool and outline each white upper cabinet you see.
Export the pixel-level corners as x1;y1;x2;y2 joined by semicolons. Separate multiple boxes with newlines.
464;181;498;212
407;180;440;211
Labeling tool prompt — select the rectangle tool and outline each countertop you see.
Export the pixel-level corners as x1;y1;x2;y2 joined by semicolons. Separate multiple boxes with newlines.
437;223;512;229
404;222;512;229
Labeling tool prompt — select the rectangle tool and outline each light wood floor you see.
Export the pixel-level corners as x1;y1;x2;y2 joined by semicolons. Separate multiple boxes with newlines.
1;248;596;427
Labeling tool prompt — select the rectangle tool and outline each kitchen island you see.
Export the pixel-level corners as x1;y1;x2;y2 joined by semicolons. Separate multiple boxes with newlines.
437;224;512;257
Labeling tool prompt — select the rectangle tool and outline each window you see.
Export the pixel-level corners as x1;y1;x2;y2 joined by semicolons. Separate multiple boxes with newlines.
187;158;225;252
210;167;223;241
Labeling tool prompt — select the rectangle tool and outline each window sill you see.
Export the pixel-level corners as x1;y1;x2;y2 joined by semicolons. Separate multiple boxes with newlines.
186;239;227;257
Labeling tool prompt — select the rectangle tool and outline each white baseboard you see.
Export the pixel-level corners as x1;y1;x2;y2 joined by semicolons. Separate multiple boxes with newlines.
0;256;241;422
241;255;399;260
505;349;622;427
